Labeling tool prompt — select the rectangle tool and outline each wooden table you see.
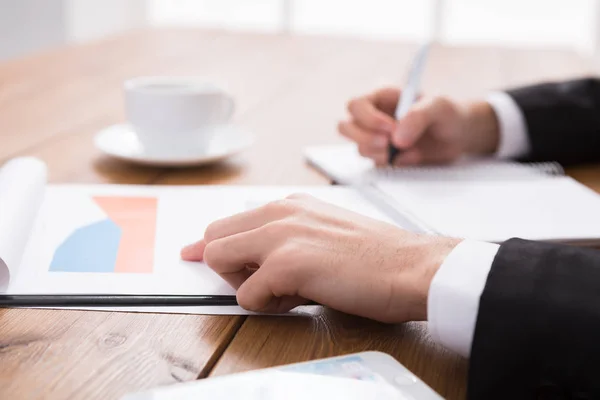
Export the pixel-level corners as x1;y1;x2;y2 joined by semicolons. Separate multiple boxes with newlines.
1;29;599;400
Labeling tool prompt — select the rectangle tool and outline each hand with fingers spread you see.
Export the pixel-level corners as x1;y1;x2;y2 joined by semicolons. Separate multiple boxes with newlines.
181;194;461;323
338;87;501;166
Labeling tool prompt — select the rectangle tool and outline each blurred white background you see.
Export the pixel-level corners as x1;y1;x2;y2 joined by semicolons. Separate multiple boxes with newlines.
1;0;599;60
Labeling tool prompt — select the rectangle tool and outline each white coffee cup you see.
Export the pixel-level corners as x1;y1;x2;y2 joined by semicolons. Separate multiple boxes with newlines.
124;77;235;155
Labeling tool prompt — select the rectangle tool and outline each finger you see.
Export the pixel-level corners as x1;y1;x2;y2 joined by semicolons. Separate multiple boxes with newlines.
392;97;451;149
372;152;390;167
369;87;401;115
347;96;396;132
181;239;206;261
203;229;272;274
356;145;388;165
218;267;254;290
393;149;423;166
236;266;308;313
203;199;297;243
338;121;388;149
204;230;266;289
182;236;257;288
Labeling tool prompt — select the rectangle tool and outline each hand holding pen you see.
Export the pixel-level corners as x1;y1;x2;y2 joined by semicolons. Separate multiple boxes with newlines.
337;43;500;166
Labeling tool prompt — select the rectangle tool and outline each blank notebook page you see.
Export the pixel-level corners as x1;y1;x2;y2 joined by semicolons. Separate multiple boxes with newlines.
376;177;600;243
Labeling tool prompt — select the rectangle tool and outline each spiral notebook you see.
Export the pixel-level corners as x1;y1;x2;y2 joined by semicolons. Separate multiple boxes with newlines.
305;144;600;246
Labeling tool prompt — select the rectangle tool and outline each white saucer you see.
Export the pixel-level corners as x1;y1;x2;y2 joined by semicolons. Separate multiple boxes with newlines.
94;123;253;167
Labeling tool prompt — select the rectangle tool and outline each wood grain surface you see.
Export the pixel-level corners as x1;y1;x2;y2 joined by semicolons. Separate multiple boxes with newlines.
0;28;596;399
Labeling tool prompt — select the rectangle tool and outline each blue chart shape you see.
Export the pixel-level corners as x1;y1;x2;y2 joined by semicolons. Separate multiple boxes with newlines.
49;219;122;273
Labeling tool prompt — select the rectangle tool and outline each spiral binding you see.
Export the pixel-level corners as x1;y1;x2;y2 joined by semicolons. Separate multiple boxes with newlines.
368;161;564;181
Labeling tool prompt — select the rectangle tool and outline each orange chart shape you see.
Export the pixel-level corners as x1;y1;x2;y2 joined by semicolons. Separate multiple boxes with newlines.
93;196;157;273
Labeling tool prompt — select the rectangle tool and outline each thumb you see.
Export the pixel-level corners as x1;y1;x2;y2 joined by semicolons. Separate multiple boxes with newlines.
392;97;450;148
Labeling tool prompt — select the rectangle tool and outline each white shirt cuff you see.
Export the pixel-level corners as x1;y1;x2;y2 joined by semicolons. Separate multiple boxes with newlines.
427;240;500;358
485;91;530;159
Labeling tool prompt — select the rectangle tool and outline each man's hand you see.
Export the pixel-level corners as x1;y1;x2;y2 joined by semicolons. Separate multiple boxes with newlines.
338;87;500;166
181;194;461;323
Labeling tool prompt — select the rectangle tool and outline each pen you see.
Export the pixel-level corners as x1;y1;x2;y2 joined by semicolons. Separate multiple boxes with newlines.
388;42;432;165
0;294;319;308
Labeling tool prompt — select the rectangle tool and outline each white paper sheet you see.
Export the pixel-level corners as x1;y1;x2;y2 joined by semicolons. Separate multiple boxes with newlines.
376;177;600;243
0;157;47;291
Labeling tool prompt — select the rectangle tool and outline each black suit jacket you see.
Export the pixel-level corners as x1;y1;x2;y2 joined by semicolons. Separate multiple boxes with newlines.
506;78;600;166
469;239;600;399
467;79;600;399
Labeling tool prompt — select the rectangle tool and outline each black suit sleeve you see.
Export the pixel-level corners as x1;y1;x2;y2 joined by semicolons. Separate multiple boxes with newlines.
505;77;600;166
467;238;600;399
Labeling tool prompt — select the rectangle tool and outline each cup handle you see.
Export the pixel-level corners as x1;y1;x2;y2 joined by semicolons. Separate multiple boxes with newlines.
221;95;235;122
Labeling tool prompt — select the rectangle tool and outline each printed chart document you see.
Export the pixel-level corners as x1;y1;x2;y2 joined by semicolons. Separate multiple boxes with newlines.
0;158;392;315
